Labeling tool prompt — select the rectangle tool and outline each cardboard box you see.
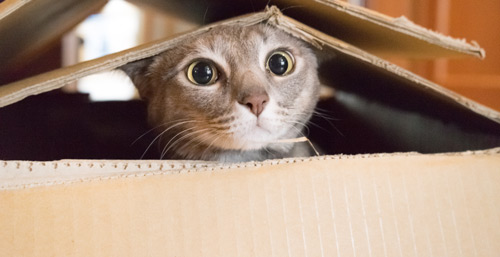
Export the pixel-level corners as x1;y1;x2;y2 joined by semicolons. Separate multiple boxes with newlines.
1;0;499;256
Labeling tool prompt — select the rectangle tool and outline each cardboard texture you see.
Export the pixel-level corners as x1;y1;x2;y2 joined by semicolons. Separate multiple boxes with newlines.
0;0;107;71
1;150;500;256
1;0;500;256
0;0;485;73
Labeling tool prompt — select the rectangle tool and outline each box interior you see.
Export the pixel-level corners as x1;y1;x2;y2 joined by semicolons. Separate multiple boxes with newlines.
312;49;500;154
0;0;483;75
127;0;485;58
0;6;499;161
1;47;499;161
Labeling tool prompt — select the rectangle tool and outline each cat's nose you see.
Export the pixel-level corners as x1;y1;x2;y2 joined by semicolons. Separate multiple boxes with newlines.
239;92;269;117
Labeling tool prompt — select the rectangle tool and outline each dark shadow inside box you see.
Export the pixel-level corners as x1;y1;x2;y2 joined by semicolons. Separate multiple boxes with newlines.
1;49;500;160
0;92;158;161
311;49;500;155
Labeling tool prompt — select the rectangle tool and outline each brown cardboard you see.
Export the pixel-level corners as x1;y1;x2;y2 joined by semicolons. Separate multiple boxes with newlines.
1;149;500;256
1;7;500;156
0;0;107;71
0;7;497;120
273;0;485;58
126;0;486;59
0;0;484;74
1;1;500;256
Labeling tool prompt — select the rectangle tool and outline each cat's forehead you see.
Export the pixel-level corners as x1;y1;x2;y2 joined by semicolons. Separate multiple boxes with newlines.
189;25;296;57
199;25;268;46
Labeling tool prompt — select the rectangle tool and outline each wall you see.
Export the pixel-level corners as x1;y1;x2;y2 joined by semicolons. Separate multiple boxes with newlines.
365;0;500;111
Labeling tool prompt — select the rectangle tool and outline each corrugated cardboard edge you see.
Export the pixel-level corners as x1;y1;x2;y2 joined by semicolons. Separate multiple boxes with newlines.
316;0;485;58
0;7;499;124
0;9;271;108
270;12;500;124
0;0;107;71
0;0;29;20
1;147;499;190
1;0;484;59
2;153;500;257
2;146;499;256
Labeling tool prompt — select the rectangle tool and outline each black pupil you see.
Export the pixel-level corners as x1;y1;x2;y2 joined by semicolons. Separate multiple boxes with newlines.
192;62;213;84
268;54;288;75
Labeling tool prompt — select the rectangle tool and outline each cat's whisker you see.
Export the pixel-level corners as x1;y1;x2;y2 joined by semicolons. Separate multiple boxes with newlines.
286;107;343;136
312;107;344;131
279;5;305;13
163;123;233;159
202;6;209;26
183;128;220;150
159;123;220;157
265;0;272;8
184;130;226;159
295;118;323;134
271;136;320;156
288;122;308;138
311;112;344;137
200;132;227;159
132;118;194;146
178;130;211;152
288;119;311;136
261;146;276;159
312;111;341;125
163;128;213;157
249;0;256;12
292;115;342;138
160;126;198;159
132;126;160;147
141;128;172;160
141;120;200;159
313;107;340;119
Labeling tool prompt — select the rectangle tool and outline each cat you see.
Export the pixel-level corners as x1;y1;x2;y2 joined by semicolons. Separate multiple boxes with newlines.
120;24;320;162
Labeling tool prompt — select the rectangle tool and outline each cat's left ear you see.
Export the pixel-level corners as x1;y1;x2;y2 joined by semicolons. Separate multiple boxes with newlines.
118;57;154;98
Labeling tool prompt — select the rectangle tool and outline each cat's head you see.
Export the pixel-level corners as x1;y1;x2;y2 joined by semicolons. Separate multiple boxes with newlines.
121;24;320;160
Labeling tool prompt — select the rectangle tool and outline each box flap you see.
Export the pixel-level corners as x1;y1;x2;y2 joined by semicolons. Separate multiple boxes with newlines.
275;0;485;58
126;0;485;59
0;0;107;73
0;0;484;75
0;7;498;123
1;149;499;256
0;9;272;107
1;8;499;161
0;0;26;19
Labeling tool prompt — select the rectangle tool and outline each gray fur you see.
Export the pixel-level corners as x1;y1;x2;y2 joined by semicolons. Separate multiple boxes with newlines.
120;24;320;162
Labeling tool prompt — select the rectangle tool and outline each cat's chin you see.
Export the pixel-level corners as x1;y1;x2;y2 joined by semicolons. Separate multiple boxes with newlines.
226;127;296;152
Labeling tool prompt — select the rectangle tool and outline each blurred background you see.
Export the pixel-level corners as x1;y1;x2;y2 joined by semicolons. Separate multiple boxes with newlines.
364;0;500;112
0;0;498;109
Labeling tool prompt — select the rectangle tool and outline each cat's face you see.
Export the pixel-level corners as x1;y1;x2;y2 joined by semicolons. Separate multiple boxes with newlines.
122;24;320;160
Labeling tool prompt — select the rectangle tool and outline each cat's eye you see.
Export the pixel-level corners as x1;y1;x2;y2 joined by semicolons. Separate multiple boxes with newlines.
187;60;218;85
266;50;294;76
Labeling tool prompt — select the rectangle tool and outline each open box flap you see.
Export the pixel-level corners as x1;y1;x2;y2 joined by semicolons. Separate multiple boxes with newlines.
0;0;28;19
274;0;485;58
0;7;498;123
1;8;499;160
131;0;485;59
0;0;107;72
0;9;272;108
0;0;484;74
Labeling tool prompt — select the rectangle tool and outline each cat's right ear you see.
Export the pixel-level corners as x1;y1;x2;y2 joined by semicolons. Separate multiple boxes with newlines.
118;57;155;98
